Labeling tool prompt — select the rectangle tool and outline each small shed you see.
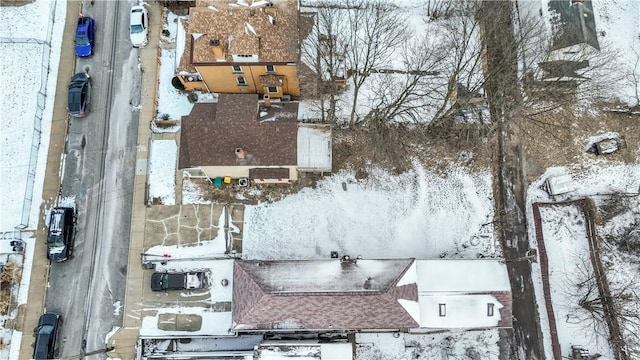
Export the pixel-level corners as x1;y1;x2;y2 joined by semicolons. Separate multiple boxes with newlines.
545;175;576;196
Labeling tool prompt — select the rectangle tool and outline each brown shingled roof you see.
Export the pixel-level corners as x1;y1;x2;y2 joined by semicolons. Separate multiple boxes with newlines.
232;259;420;331
178;0;299;72
179;94;299;169
249;168;290;180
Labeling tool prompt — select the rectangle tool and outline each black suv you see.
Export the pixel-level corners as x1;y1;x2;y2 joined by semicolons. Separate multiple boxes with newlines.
47;207;75;262
33;313;61;359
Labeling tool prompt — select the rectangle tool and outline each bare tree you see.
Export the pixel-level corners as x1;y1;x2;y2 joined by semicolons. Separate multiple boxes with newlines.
363;34;448;125
341;0;410;128
625;45;640;109
300;4;348;124
564;256;640;354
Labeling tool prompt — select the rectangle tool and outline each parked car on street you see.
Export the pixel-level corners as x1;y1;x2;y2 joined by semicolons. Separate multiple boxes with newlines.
129;5;149;48
47;207;75;262
75;14;95;57
33;313;61;360
151;271;206;291
67;72;91;117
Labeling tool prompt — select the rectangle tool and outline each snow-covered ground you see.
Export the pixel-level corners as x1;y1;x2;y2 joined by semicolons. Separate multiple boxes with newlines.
0;0;65;233
242;164;496;260
0;0;66;358
528;164;640;359
2;0;639;359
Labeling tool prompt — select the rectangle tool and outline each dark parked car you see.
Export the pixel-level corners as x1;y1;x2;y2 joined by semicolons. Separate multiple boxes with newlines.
33;313;61;360
151;272;206;291
47;207;75;262
67;72;91;117
75;14;95;57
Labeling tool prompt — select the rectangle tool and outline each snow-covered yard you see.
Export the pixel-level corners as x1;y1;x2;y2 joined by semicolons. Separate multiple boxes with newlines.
242;164;496;260
1;0;639;359
0;1;66;358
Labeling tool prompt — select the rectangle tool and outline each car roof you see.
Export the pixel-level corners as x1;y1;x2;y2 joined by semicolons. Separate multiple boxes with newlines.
38;313;60;326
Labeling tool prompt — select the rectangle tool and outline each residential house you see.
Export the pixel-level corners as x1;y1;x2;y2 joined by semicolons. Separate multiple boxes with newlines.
232;258;512;332
538;0;600;82
178;94;331;183
176;0;301;99
138;257;512;358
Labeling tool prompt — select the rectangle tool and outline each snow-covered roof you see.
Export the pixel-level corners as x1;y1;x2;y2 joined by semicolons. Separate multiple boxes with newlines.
231;258;512;332
232;259;419;331
297;124;332;172
413;259;512;329
415;259;510;292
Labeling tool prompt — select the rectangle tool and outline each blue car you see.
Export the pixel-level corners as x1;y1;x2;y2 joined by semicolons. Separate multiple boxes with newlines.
75;15;95;57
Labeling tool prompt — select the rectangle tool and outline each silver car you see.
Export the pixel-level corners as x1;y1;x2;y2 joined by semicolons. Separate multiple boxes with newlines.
129;5;149;48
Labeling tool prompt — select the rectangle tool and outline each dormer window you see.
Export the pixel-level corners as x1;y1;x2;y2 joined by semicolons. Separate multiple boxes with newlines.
487;303;495;316
265;65;276;73
232;65;242;73
438;303;446;317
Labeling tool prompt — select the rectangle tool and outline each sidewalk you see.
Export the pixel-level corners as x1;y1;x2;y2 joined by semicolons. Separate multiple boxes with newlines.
16;1;82;358
106;2;163;359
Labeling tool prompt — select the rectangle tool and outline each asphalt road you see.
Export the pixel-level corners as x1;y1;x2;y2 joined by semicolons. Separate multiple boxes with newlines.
46;0;141;358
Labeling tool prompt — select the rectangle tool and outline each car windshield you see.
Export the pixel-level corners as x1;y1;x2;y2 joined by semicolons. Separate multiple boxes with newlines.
37;325;54;335
76;33;89;45
131;24;143;33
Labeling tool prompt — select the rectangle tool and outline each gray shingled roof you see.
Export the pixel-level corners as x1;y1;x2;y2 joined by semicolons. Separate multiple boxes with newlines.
548;0;600;51
232;259;419;331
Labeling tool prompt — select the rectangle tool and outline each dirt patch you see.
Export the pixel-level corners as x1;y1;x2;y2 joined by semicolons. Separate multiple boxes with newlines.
0;263;21;315
522;107;640;182
0;0;34;6
185;174;322;205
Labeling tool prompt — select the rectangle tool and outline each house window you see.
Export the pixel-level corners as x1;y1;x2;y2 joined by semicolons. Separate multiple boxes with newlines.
267;86;278;93
438;304;446;317
232;65;242;73
236;77;247;86
487;303;495;317
265;65;276;73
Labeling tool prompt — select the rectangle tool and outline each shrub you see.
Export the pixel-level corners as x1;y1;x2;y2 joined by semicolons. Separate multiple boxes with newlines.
171;76;185;91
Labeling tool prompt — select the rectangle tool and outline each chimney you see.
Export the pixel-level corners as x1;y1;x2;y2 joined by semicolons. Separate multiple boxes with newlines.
263;94;271;108
235;148;246;159
363;277;373;290
265;2;276;16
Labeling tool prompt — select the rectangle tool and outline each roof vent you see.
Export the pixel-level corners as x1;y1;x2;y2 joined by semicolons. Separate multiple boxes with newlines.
210;39;221;46
363;277;373;290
